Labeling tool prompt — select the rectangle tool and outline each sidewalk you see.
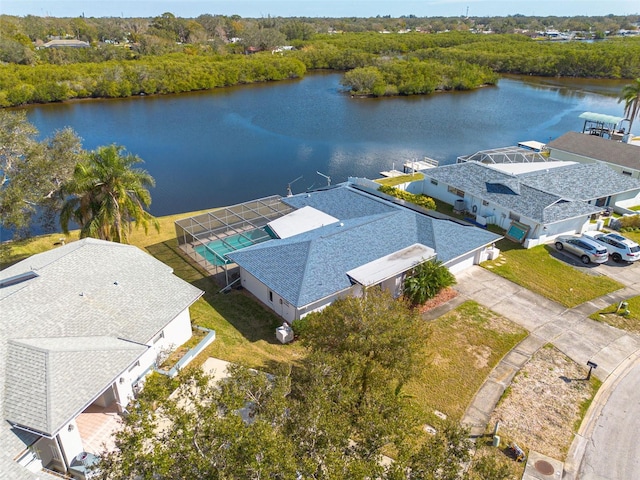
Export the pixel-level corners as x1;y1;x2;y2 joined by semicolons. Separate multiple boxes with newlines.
432;265;640;477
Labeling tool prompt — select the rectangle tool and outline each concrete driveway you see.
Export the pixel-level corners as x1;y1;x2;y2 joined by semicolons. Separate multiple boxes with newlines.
455;265;640;381
454;247;640;480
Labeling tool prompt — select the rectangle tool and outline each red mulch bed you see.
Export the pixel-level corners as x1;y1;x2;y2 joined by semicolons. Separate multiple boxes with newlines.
416;287;458;314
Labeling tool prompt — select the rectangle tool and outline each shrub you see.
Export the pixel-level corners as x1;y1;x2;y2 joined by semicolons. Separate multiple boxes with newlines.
403;259;456;306
378;185;436;210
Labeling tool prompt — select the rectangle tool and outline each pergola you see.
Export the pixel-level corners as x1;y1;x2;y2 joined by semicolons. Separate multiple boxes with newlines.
457;146;549;164
175;195;294;280
579;111;628;140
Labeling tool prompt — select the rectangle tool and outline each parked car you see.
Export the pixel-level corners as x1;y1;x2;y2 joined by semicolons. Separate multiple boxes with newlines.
583;231;640;263
554;235;609;264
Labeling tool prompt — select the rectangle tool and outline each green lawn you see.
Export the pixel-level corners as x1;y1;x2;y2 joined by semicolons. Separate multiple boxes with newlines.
1;210;308;370
406;301;527;424
483;243;623;308
590;295;640;333
374;172;424;187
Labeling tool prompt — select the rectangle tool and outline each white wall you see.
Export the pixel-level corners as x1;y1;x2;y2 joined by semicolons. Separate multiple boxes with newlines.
34;436;62;472
57;419;84;470
446;251;478;274
419;180;466;208
155;309;192;357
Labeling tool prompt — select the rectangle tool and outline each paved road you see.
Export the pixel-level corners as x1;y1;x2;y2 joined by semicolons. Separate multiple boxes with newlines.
451;256;640;479
578;359;640;480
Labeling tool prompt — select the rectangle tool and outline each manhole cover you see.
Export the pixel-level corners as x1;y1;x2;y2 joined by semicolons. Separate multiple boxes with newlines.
534;460;555;476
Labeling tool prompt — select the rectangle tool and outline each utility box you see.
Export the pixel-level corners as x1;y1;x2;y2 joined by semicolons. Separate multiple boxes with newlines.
276;323;294;344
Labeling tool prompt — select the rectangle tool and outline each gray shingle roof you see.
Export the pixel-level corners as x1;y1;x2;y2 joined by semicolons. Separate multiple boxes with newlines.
5;337;147;435
547;131;640;169
424;162;605;223
228;185;500;307
0;238;203;478
519;162;640;200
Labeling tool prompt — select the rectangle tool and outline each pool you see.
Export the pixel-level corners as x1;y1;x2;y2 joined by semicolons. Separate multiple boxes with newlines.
194;229;272;266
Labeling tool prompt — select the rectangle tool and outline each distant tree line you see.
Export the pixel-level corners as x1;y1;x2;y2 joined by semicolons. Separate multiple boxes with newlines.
0;54;306;105
0;13;639;105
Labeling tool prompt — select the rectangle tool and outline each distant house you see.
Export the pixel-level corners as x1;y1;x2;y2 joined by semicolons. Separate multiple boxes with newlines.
225;182;501;322
0;239;203;479
547;131;640;180
415;161;640;247
42;39;90;48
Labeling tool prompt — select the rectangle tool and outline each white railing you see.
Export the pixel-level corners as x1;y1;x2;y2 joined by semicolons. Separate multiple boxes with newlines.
156;327;216;378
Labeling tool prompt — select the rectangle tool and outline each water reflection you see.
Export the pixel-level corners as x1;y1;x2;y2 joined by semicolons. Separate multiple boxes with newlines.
22;73;630;220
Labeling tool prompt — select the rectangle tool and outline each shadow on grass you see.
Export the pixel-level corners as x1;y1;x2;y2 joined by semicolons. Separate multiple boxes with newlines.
146;239;283;346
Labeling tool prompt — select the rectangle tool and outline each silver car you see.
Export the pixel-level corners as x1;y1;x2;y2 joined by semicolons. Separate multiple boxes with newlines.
554;235;609;264
585;232;640;263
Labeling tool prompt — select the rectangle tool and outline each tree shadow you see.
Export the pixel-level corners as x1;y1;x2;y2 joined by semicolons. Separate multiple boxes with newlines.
145;239;283;346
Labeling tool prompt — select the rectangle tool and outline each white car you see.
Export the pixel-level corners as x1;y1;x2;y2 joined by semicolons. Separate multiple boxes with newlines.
584;232;640;263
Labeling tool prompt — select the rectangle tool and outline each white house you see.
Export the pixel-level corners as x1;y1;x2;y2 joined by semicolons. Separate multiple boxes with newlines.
225;182;501;322
413;160;640;248
0;239;203;479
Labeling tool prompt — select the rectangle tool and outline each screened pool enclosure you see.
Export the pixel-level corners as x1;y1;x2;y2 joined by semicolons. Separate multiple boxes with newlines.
175;196;294;281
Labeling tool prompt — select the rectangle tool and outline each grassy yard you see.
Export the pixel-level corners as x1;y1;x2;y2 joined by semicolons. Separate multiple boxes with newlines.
406;301;527;425
483;243;623;308
374;172;424;187
1;210;308;370
590;295;640;333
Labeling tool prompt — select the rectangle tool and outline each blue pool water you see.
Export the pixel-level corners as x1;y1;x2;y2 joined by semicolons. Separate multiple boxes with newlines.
194;229;270;266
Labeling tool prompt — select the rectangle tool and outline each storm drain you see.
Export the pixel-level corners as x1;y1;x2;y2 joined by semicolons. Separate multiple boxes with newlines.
534;459;555;476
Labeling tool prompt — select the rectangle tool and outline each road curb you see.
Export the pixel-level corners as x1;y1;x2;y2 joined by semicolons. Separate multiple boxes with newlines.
562;348;640;479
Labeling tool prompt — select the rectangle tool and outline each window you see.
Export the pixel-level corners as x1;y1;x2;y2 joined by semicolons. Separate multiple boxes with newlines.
508;212;520;221
269;290;273;302
622;171;632;176
482;200;489;206
447;186;465;197
430;179;438;186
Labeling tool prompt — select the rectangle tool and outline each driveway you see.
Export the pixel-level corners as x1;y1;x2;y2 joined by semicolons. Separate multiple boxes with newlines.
455;251;640;480
454;266;640;380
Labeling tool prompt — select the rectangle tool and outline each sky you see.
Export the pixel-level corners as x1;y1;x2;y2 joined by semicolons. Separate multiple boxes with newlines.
1;0;639;19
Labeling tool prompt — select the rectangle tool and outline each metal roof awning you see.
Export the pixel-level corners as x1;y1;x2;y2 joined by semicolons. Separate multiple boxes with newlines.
346;243;436;287
578;112;625;124
267;206;339;239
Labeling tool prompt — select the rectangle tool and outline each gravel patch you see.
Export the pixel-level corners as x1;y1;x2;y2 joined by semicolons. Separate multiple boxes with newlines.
488;345;597;460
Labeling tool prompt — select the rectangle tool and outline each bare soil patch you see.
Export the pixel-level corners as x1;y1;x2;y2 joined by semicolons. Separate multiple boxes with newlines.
487;345;599;461
417;287;458;313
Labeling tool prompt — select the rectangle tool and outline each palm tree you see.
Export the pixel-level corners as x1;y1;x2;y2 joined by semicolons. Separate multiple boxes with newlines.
60;144;159;243
619;78;640;132
403;259;456;306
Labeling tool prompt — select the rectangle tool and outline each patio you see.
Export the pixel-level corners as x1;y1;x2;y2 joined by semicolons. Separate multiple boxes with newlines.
75;402;123;455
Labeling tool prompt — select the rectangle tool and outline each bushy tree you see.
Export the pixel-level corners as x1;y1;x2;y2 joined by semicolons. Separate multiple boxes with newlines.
403;259;457;306
298;287;428;399
0;110;83;236
390;421;473;480
341;66;386;95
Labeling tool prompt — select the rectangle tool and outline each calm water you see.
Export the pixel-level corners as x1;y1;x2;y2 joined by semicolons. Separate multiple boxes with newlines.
24;73;631;217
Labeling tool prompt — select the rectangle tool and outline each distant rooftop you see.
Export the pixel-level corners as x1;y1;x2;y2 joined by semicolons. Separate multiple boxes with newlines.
457;146;549;164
